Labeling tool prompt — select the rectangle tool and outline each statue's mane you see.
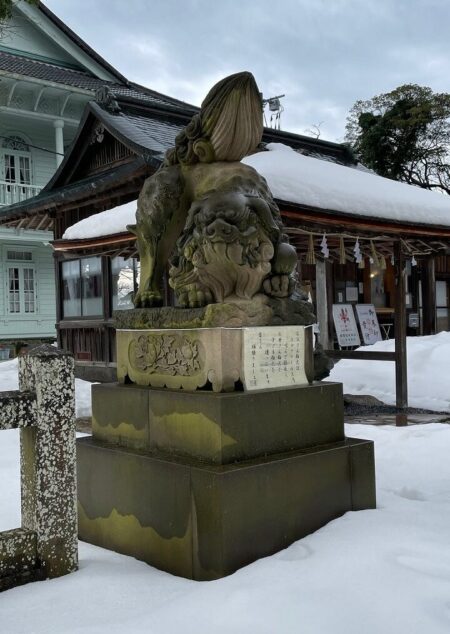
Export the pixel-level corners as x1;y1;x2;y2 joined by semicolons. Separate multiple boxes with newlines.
165;72;263;166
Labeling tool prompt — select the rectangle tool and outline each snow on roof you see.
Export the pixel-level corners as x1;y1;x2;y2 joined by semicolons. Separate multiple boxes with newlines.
243;143;450;227
62;142;450;241
62;200;137;240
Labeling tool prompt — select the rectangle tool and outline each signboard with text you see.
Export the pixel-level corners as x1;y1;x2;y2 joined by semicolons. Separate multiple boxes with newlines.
242;326;311;390
332;304;361;348
355;304;382;345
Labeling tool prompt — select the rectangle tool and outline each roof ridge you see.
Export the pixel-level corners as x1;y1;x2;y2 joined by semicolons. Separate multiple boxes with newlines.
127;81;198;110
37;1;129;85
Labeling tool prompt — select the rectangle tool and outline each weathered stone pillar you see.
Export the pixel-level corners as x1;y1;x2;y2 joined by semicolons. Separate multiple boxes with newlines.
18;345;77;578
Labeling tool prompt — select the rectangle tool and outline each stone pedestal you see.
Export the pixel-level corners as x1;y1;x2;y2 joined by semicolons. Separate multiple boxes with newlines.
77;375;376;580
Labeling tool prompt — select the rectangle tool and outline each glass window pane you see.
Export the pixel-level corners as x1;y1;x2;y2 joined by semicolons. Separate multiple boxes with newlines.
62;260;81;317
8;268;20;313
81;257;102;316
135;260;140;289
23;268;35;313
436;281;448;308
4;154;15;183
19;156;31;185
111;256;135;310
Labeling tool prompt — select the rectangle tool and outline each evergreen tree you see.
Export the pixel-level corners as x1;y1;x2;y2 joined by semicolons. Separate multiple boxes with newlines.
346;85;450;194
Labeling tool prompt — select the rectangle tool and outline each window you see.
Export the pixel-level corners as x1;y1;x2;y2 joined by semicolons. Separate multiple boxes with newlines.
1;136;33;205
111;257;140;310
62;260;81;317
61;257;103;318
81;258;102;316
7;266;36;314
436;280;449;332
7;250;33;261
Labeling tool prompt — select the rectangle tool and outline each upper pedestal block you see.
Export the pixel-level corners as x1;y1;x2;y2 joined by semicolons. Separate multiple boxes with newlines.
92;381;344;464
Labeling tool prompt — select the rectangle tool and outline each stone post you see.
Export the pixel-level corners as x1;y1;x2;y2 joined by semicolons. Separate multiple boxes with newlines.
18;345;78;578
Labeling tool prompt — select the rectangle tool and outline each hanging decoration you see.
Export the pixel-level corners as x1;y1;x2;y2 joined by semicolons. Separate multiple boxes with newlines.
339;236;346;265
306;234;316;265
320;234;329;258
391;255;395;266
370;240;380;268
380;255;387;270
358;258;365;269
353;238;362;264
411;255;417;267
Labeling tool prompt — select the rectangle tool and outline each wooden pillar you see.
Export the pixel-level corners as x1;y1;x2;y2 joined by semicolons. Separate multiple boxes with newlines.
101;256;111;363
394;241;408;409
362;258;371;303
422;257;436;335
54;253;62;348
316;259;331;349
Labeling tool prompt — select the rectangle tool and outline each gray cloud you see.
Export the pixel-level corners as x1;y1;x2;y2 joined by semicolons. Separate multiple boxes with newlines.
46;0;450;141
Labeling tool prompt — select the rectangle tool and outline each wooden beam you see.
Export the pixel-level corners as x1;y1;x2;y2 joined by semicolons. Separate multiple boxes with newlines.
394;241;408;409
281;205;450;240
326;350;396;361
101;256;112;363
315;259;330;349
35;214;49;231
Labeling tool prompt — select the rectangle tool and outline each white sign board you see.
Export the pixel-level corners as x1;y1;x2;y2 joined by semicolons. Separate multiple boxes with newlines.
332;304;361;347
355;304;382;345
242;326;311;391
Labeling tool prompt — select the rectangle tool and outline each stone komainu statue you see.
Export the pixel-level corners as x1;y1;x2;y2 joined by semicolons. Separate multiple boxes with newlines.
129;71;297;308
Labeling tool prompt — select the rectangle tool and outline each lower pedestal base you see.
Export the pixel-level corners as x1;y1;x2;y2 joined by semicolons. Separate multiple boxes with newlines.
77;436;375;580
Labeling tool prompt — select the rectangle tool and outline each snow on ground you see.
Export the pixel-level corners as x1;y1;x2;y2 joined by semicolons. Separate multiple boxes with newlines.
1;335;450;631
62;200;137;240
1;423;450;633
243;143;450;226
0;358;93;418
328;332;450;413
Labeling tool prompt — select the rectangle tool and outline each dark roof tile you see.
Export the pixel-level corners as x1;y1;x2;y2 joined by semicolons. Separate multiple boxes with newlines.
0;51;197;111
0;50;120;90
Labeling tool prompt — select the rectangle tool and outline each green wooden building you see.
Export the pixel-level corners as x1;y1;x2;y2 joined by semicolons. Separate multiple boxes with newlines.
0;0;145;350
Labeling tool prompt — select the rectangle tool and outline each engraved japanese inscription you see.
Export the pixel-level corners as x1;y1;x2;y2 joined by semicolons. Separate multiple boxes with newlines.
242;326;313;391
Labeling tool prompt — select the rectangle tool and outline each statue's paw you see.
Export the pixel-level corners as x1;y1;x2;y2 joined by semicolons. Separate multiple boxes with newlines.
177;286;213;308
263;275;295;298
134;290;163;308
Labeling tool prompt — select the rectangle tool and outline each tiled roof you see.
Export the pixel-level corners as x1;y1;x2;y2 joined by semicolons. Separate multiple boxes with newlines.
0;51;197;111
110;83;199;111
91;102;184;159
0;93;355;223
0;50;121;90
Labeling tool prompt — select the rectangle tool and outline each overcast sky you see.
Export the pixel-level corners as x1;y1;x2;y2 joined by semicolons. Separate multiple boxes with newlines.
46;0;450;142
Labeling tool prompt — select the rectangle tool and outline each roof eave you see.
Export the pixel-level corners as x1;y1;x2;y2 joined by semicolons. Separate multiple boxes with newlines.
280;200;450;240
0;158;149;223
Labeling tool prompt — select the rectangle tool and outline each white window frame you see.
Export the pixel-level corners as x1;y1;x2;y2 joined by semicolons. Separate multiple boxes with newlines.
0;135;34;206
4;249;38;316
